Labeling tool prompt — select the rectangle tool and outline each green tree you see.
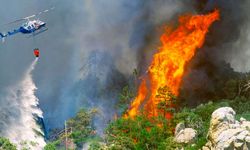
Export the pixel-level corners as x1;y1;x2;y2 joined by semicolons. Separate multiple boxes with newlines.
67;108;97;147
116;85;135;114
0;137;17;150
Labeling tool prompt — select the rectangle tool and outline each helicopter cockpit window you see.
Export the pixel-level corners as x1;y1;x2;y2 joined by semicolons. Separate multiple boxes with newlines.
23;24;28;28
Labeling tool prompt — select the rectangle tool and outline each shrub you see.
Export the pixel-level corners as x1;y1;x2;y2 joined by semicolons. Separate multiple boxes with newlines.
229;96;250;114
160;137;182;150
0;137;16;150
44;143;56;150
89;141;106;150
106;113;173;150
44;140;60;150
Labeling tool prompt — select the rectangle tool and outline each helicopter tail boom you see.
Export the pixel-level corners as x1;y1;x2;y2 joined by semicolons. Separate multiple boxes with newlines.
0;32;7;38
7;29;20;36
0;33;7;42
0;29;20;43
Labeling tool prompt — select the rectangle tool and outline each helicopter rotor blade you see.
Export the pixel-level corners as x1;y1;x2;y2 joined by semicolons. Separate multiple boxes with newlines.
23;15;36;20
33;7;55;18
6;19;26;25
5;7;55;25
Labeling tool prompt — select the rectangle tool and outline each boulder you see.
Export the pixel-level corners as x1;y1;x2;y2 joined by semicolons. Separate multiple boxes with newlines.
203;107;250;150
175;122;185;136
174;123;197;144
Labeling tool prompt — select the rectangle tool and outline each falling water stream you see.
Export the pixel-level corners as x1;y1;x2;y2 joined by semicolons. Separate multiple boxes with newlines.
3;58;45;149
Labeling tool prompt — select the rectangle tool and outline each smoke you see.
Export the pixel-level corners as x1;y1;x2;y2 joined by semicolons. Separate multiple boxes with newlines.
0;0;192;136
222;0;250;72
31;0;191;133
199;0;250;72
40;0;250;133
179;0;250;106
3;0;250;140
0;58;45;149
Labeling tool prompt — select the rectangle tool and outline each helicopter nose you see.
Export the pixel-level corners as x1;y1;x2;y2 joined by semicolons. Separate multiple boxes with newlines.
41;23;46;27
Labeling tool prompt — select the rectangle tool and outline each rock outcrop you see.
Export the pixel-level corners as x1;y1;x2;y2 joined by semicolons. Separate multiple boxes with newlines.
174;122;197;144
203;107;250;150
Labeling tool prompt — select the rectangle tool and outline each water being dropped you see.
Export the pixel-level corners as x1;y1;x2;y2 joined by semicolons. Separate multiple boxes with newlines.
1;58;45;149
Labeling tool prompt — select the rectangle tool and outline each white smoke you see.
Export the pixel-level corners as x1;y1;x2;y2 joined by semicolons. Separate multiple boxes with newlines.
224;0;250;72
1;58;45;149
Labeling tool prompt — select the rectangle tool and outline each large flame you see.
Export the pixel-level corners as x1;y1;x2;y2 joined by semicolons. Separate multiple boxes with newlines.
126;10;219;118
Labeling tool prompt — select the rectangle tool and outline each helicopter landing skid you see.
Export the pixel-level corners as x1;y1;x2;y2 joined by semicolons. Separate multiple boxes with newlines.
27;28;48;38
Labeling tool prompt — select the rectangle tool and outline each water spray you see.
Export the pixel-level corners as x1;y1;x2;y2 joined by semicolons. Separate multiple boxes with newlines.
2;58;45;149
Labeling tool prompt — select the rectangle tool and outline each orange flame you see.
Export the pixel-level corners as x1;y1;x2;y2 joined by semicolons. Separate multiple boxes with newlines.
126;10;220;118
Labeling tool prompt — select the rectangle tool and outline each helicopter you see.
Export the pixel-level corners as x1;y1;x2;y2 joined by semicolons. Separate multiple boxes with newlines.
0;7;54;41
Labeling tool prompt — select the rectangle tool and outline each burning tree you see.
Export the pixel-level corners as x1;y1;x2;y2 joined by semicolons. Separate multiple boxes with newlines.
156;86;177;119
126;10;220;119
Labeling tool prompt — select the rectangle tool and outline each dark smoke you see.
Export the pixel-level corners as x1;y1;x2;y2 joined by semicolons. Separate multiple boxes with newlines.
180;0;250;106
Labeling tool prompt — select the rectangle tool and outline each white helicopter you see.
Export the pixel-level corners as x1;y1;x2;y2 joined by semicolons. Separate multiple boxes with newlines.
0;7;54;41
